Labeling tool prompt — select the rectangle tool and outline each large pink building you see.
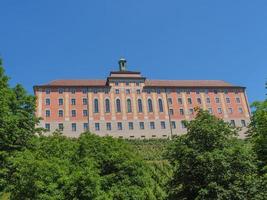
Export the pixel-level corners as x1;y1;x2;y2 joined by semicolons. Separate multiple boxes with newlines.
34;59;250;138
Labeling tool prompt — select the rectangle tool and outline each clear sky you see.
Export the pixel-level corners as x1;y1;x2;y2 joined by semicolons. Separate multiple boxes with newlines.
0;0;266;103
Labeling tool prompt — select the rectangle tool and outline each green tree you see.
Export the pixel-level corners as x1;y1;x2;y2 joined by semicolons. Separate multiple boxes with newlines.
0;58;39;193
168;110;262;200
7;133;167;200
248;100;267;172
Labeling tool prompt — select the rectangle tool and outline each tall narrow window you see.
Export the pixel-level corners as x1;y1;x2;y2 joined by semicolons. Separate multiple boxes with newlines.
71;123;76;132
58;98;63;106
138;99;143;113
148;99;153;112
45;98;50;105
116;99;121;113
158;99;164;112
94;99;99;113
105;99;110;113
127;99;132;113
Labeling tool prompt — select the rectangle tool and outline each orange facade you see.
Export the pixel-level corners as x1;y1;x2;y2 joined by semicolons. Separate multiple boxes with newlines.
34;60;250;138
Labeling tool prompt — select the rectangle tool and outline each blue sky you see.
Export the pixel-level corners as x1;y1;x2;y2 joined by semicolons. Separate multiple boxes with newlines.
0;0;266;103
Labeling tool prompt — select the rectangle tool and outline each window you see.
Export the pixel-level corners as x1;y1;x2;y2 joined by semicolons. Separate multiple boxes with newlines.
71;98;76;105
215;97;220;103
147;89;151;94
104;89;109;94
178;98;183;105
117;122;122;130
83;110;88;117
45;98;50;105
59;98;63;106
148;99;153;112
171;121;176;129
230;120;236;127
214;90;218;94
189;108;194;115
241;120;246;127
158;99;164;112
169;109;174;115
226;97;230;103
115;89;120;94
94;99;99;113
71;110;76;117
197;98;201;104
115;82;119;86
106;123;112;131
238;107;243;113
45;123;50;131
95;123;100;131
83;123;89;131
93;89;97;94
45;89;50;94
208;108;213;114
206;98;211;104
116;99;121;112
136;89;141;94
70;88;76;94
126;89;130;94
180;108;184;115
160;121;166;129
83;98;88;105
45;110;50;117
228;108;233;114
127;99;132;113
236;97;241;103
181;121;186;129
139;122;145;130
186;91;190;94
157;89;161;94
196;90;200;94
128;122;134;130
58;110;64;117
187;98;192;104
168;98;172;105
58;123;64;131
150;122;155;129
72;123;76;132
58;88;64;94
105;99;110;113
82;88;87;94
218;108;222;114
126;82;129;86
224;90;228;94
138;99;143;113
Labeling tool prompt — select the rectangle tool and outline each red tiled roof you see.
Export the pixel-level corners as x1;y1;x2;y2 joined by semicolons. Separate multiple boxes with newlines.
34;79;243;88
40;80;107;87
145;80;236;87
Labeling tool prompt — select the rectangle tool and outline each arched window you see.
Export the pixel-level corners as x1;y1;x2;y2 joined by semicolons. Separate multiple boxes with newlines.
94;99;99;113
158;99;164;112
116;99;121;113
105;99;110;113
148;99;153;112
138;99;143;113
127;99;132;113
